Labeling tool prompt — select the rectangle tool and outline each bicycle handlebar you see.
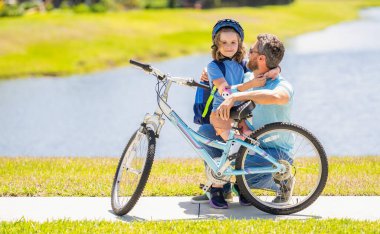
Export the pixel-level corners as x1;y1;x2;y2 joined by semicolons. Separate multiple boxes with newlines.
187;80;210;89
130;59;152;72
130;59;210;90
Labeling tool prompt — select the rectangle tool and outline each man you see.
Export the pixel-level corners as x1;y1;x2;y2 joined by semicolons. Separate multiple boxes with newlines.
192;33;294;209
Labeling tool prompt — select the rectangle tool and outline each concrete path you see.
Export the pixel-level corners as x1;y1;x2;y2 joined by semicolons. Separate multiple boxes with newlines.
1;196;379;222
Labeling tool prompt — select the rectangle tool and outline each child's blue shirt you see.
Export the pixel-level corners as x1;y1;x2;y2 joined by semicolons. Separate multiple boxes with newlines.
207;59;244;112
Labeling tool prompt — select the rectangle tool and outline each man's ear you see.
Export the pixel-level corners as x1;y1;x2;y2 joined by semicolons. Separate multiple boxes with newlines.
258;55;266;65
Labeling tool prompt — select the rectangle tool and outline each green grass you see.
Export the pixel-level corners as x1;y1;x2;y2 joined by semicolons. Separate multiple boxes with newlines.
1;219;379;233
0;0;380;78
0;156;379;196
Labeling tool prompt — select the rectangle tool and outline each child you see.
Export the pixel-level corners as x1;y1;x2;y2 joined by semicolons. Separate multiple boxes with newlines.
206;19;250;209
208;19;251;143
206;19;280;209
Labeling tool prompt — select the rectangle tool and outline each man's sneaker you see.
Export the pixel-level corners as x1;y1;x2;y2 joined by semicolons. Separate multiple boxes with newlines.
191;193;209;204
191;191;233;204
273;177;296;203
233;184;251;206
209;187;228;209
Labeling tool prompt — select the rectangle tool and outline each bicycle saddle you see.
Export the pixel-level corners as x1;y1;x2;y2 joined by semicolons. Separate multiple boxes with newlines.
230;101;255;121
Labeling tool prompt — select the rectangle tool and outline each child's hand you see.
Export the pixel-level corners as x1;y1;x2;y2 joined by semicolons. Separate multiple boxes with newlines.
262;67;280;80
200;67;209;82
250;74;266;88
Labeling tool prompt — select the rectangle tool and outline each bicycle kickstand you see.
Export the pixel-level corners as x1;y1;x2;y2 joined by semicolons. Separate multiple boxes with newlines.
199;181;213;193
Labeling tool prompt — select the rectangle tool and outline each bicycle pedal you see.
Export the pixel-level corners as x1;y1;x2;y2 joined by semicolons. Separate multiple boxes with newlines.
199;183;205;189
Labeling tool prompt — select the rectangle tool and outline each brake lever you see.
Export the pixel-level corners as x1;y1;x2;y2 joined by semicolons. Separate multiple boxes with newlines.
150;68;166;80
169;76;193;86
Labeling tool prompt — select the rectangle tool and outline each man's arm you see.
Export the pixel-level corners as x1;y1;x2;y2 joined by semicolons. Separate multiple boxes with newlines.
234;86;290;105
217;86;290;120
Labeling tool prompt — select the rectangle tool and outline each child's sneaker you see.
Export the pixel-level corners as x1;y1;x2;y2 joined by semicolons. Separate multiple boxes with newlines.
209;187;228;209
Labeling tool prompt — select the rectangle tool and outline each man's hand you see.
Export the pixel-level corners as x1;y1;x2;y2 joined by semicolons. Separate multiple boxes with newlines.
217;95;235;120
200;67;209;82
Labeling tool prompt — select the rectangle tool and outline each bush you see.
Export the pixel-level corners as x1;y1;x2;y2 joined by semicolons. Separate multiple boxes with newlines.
0;4;24;17
116;0;139;9
20;0;40;10
72;3;90;13
92;0;119;12
45;2;54;11
90;2;107;12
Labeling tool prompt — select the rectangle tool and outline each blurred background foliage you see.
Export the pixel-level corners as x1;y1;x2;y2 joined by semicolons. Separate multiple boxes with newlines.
0;0;294;16
1;0;379;78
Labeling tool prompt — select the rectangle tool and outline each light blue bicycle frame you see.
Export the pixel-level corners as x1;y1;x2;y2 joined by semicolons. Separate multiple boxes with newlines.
169;111;286;176
143;80;286;177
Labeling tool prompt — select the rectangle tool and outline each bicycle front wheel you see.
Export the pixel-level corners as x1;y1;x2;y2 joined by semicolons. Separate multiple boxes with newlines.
235;122;328;215
111;127;155;216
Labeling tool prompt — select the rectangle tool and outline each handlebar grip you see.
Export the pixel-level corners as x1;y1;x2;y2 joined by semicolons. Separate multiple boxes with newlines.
188;80;210;90
130;59;152;72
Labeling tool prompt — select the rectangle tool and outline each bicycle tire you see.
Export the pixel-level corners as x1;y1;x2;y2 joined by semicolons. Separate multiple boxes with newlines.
111;127;155;216
235;122;328;215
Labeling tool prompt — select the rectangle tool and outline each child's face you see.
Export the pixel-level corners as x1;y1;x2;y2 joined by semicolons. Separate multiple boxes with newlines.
218;31;239;58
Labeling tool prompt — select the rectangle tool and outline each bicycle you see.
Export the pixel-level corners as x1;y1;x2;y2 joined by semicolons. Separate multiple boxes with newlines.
111;60;328;216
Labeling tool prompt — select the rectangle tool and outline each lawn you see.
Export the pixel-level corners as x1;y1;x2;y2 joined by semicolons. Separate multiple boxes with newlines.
0;156;379;196
0;0;379;78
1;156;379;232
1;219;379;233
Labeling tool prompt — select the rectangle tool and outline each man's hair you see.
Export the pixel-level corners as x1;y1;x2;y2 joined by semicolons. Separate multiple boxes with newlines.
211;28;246;63
256;33;285;69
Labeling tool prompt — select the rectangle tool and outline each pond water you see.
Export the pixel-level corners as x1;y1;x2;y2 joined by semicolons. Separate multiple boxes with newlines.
1;7;380;158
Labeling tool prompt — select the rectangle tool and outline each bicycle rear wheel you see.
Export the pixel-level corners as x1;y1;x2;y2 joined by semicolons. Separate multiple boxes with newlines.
111;127;155;216
235;122;328;215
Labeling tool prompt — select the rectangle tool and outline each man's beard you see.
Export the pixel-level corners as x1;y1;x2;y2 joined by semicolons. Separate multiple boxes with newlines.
247;58;258;71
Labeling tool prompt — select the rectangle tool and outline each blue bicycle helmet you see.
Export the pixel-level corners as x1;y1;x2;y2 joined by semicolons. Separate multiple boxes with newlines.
212;19;244;41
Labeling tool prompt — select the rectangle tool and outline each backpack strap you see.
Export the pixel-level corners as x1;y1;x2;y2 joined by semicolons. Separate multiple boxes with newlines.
240;60;249;73
200;60;225;117
202;59;247;118
202;86;217;118
212;60;226;77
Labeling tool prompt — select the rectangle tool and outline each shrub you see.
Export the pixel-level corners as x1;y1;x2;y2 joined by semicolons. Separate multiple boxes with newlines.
45;2;54;11
92;0;119;12
20;0;40;10
0;4;24;17
90;2;107;12
116;0;139;9
72;3;90;13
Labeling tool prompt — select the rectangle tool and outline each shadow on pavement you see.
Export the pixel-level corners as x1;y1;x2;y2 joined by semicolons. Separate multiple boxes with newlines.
178;201;321;220
107;199;321;222
108;210;146;222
